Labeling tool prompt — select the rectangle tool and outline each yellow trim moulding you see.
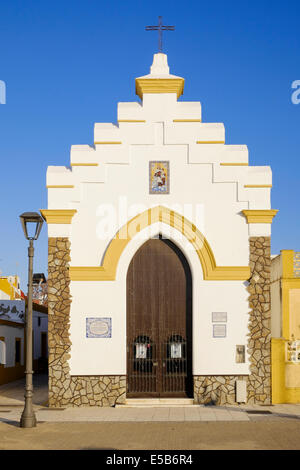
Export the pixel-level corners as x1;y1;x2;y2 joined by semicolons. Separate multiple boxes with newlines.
135;78;185;100
94;141;122;145
118;120;146;123
40;209;77;224
173;119;202;122
271;338;300;403
242;210;278;224
71;163;99;167
220;163;248;166
281;276;300;339
244;185;272;188
281;250;295;279
46;185;74;189
196;141;225;144
70;206;250;282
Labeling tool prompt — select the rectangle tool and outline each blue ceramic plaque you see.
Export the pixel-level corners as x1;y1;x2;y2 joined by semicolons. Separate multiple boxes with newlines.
86;317;112;338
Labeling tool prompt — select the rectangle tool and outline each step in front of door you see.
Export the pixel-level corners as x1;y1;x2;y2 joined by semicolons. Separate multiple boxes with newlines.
116;398;195;408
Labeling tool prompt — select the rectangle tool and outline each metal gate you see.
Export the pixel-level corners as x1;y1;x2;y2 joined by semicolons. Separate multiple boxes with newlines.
126;237;193;398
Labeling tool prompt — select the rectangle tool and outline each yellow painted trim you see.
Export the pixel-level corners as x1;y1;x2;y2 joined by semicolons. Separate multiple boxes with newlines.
271;338;300;404
71;163;99;167
281;279;300;289
220;163;248;167
173;119;202;122
0;278;14;299
196;141;225;144
40;209;77;224
281;277;300;339
94;141;122;145
242;210;278;224
118;120;146;123
281;250;295;279
244;185;272;188
271;338;286;404
284;388;300;403
69;206;250;282
135;78;185;99
46;185;74;189
282;282;291;339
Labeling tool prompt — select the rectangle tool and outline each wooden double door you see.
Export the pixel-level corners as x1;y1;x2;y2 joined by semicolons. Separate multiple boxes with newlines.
127;237;193;398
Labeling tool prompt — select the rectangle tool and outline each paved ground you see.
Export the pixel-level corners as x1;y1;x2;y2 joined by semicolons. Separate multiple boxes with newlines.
1;375;300;450
1;421;300;450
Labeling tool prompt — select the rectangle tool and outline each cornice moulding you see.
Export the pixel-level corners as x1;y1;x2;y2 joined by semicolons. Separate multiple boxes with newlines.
242;210;278;224
40;209;77;224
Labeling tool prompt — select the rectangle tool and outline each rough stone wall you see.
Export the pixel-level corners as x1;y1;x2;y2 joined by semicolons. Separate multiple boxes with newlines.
194;376;247;405
247;237;271;404
48;237;126;407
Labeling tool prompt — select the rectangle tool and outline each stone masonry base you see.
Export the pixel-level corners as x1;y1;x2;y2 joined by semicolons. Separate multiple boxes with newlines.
194;376;248;405
49;375;126;407
247;237;271;404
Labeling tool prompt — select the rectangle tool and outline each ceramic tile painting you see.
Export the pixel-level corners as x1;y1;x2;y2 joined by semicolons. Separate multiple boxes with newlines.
86;317;112;338
149;161;169;194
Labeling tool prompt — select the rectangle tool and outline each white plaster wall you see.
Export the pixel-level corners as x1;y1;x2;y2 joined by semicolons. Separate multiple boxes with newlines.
67;143;251;268
69;223;250;376
271;254;282;283
0;325;24;367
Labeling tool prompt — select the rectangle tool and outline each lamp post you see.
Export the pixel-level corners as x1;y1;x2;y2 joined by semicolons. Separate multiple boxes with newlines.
19;212;43;428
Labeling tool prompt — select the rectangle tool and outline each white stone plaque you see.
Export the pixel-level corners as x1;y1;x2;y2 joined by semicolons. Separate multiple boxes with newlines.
213;324;227;338
212;312;227;323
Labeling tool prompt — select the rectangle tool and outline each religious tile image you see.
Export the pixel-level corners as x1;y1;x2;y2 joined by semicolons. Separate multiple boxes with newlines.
86;317;112;338
149;161;170;194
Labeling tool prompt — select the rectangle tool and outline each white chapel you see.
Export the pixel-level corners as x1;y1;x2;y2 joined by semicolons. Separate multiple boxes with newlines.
41;53;277;407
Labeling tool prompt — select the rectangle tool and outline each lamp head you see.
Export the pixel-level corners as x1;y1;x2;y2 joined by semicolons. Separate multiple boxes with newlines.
19;212;44;240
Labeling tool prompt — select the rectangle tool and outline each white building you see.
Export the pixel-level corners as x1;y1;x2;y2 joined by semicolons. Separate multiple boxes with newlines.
42;53;277;407
0;300;48;385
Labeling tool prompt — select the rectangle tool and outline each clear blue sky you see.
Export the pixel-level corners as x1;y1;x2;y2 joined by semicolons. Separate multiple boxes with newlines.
0;0;299;290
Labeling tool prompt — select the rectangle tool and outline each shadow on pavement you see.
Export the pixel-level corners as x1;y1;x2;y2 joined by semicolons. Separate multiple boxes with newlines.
0;373;48;406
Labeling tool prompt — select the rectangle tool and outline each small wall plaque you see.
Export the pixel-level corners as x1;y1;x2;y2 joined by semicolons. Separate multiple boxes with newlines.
212;312;227;323
86;318;112;338
213;324;227;338
236;345;246;363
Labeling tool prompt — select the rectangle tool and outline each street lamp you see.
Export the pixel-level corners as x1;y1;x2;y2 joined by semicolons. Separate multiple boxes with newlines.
19;212;44;428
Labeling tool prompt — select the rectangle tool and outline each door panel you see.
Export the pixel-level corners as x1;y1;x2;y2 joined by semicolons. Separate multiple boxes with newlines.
127;237;192;397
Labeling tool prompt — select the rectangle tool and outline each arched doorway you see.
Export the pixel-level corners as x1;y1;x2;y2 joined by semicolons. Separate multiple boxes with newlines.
126;236;193;398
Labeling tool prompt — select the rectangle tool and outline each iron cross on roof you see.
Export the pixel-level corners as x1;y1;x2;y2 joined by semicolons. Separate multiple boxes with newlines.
145;16;175;53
